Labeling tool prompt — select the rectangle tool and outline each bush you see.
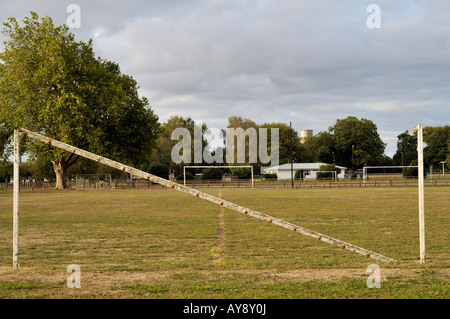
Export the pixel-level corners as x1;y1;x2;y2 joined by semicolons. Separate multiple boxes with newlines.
403;168;416;178
0;161;13;182
148;163;169;180
234;167;252;179
316;164;341;180
295;169;305;179
403;160;426;178
176;171;194;181
201;168;223;180
263;173;277;180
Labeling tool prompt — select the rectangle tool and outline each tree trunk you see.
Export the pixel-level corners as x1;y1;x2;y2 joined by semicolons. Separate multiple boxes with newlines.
52;160;67;190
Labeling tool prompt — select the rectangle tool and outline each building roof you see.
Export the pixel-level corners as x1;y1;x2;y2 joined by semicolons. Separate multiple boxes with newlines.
264;163;347;172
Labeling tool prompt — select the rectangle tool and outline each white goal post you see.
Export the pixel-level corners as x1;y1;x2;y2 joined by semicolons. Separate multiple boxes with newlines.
183;165;254;189
13;130;19;270
413;124;425;264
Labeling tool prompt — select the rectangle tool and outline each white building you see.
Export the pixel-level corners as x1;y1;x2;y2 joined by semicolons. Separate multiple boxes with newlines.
264;163;347;180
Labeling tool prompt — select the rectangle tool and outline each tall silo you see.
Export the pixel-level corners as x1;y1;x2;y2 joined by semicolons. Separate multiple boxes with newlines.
300;130;313;144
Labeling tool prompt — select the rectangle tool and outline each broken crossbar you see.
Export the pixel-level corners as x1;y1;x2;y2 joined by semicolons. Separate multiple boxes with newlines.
19;128;398;264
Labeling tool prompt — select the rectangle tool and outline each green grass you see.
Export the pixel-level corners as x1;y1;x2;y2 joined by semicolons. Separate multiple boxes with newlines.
0;187;448;298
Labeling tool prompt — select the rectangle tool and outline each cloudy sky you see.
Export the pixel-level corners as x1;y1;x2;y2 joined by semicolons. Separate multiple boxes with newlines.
1;0;449;157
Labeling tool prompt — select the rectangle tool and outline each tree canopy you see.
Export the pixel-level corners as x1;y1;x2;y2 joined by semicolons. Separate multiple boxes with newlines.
392;130;417;166
447;140;450;167
258;122;302;166
392;126;450;171
0;13;160;188
301;116;386;170
302;131;335;164
423;125;450;168
151;115;208;176
329;116;386;169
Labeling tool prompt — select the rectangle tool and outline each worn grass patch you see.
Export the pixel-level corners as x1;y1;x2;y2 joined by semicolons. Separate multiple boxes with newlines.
0;187;448;298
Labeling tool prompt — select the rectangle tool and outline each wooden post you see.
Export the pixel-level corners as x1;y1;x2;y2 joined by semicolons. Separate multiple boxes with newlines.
13;130;19;270
414;124;426;264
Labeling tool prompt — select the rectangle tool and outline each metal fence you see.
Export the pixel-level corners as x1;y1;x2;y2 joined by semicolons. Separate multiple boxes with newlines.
2;176;449;192
182;177;450;189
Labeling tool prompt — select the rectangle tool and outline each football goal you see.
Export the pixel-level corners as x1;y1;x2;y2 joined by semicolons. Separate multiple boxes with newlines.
11;128;399;271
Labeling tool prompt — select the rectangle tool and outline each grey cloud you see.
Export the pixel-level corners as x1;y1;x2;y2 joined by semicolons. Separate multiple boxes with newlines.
1;0;449;157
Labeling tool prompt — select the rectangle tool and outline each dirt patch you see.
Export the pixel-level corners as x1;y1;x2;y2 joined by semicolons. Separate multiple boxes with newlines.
272;268;418;282
0;267;437;284
1;266;447;299
212;191;225;266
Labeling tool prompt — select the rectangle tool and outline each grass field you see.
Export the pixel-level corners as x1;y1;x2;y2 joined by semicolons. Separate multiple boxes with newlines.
0;187;448;298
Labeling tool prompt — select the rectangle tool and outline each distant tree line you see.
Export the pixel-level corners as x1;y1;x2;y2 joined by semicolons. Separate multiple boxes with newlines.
1;114;449;183
0;13;448;186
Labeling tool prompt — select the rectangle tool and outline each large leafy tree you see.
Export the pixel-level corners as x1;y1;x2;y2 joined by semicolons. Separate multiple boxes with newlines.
392;130;417;166
302;131;336;164
329;116;386;169
0;160;13;183
423;125;450;168
258;122;302;166
0;13;160;189
447;140;450;169
303;117;385;169
151;115;208;176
